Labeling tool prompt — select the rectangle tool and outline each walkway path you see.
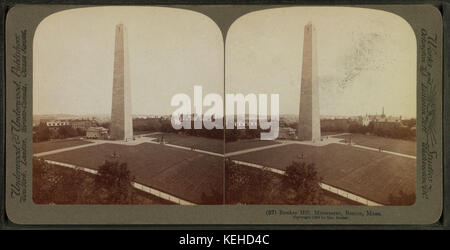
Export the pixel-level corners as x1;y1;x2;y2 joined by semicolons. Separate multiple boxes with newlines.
328;133;416;159
335;142;416;159
281;137;343;147
326;133;351;137
34;136;161;157
34;136;224;158
134;132;164;137
33;141;106;157
224;141;294;157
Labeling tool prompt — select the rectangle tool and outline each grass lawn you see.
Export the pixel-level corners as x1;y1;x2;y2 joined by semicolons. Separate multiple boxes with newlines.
225;139;280;153
230;143;415;205
146;133;281;154
33;139;92;154
146;133;224;154
40;142;223;204
335;134;416;156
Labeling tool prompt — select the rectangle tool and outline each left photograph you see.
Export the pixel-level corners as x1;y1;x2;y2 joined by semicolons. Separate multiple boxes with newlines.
32;6;225;205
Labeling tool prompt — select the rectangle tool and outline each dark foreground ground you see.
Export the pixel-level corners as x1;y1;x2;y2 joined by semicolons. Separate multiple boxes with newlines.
33;133;416;205
231;143;415;205
40;142;223;204
33;160;174;205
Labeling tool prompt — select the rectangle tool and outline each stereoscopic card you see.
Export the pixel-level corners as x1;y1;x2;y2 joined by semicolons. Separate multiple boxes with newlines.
3;4;444;225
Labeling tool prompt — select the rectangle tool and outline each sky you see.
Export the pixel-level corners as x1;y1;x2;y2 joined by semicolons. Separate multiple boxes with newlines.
34;6;416;118
226;7;417;118
33;6;223;116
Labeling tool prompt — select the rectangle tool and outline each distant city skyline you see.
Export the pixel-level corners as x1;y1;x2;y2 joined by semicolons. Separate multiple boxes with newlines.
33;108;416;119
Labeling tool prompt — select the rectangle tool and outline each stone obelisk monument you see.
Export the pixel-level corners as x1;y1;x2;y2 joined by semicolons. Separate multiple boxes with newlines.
297;22;320;142
110;23;133;141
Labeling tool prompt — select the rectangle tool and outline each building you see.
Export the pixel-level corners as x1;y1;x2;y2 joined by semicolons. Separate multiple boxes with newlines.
234;119;258;128
361;107;403;127
39;118;96;129
86;127;109;139
373;121;401;130
42;119;70;133
44;120;70;127
70;119;96;130
278;127;296;139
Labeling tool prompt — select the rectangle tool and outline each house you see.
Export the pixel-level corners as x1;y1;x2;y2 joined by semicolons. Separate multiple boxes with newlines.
43;120;70;133
86;127;109;139
69;119;96;130
278;127;296;139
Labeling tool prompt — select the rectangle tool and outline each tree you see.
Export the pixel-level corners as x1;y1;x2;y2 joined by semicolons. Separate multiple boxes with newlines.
93;160;135;204
76;128;86;136
34;124;50;142
281;161;324;205
33;157;138;204
57;125;78;139
99;121;111;129
33;158;87;204
160;120;176;133
224;159;277;204
402;119;416;128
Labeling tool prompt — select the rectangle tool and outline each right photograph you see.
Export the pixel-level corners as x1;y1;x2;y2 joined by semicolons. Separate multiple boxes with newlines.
224;7;417;206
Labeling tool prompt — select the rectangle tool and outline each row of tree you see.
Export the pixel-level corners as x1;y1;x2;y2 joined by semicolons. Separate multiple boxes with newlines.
347;122;416;140
33;124;86;142
158;119;267;141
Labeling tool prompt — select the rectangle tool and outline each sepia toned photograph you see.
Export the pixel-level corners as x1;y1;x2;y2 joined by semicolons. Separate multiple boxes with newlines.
31;6;416;206
32;6;225;205
224;7;417;206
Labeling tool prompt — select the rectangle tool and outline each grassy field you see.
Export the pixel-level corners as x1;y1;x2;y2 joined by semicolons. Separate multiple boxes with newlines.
33;139;92;154
335;134;416;156
230;143;415;205
146;133;224;154
146;133;280;154
225;139;280;153
40;142;223;204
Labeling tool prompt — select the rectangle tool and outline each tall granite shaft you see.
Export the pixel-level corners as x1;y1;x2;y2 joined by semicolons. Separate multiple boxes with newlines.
110;23;133;141
297;22;320;142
